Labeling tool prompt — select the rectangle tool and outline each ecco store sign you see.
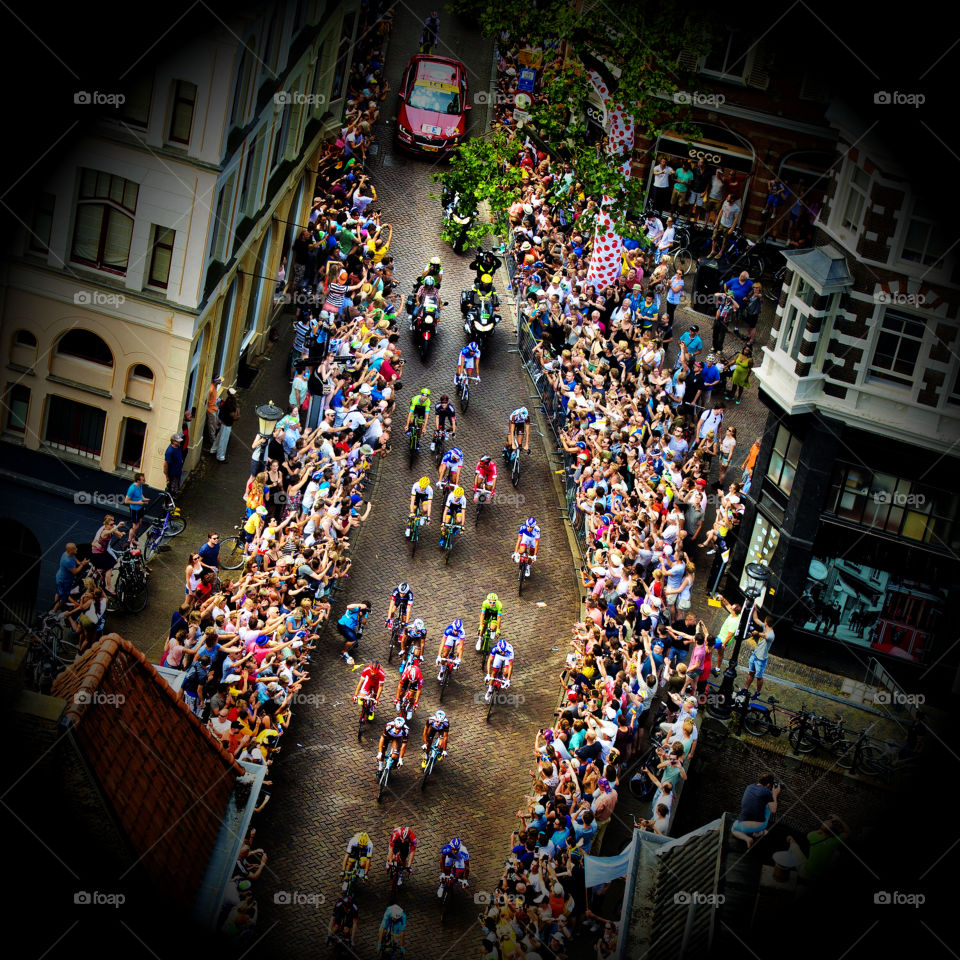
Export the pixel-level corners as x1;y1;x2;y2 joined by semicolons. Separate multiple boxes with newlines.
586;103;605;125
687;147;723;164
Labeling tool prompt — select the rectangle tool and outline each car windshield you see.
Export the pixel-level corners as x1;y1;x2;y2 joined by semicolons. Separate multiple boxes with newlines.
408;82;461;114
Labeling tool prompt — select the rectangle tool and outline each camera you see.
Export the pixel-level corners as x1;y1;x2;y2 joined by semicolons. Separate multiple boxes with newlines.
773;780;785;789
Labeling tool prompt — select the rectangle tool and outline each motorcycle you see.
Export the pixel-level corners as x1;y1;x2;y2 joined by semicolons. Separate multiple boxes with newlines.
442;192;475;254
412;295;446;361
462;292;500;351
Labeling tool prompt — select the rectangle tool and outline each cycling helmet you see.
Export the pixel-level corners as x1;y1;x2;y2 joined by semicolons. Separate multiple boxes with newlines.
486;592;499;603
358;832;370;847
388;904;404;920
440;394;449;403
468;341;479;353
479;455;492;463
453;486;464;498
519;406;529;418
397;582;409;594
450;447;463;460
424;276;436;287
493;638;509;654
399;827;411;841
418;476;430;489
388;716;405;730
480;273;492;284
525;517;537;528
430;256;442;266
450;837;461;851
370;660;382;671
421;387;431;397
453;618;463;631
412;618;425;632
434;710;447;724
341;892;354;904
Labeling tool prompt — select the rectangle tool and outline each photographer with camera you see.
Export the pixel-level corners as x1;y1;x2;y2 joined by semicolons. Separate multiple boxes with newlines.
732;771;782;848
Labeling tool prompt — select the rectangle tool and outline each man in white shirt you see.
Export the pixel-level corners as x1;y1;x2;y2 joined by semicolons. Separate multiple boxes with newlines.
644;214;664;245
652;156;674;212
656;217;677;263
708;195;742;259
697;403;725;441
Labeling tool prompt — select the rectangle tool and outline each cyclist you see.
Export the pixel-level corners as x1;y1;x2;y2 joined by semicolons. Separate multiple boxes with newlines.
377;715;409;772
395;656;423;715
337;601;371;666
353;659;386;721
456;342;481;388
512;516;541;577
436;619;465;676
437;445;464;490
485;637;515;701
473;455;498;504
417;255;443;291
438;837;470;896
399;617;427;665
378;903;407;954
328;893;359;946
440;485;467;540
431;393;457;452
505;406;531;459
406;476;434;539
387;825;418;872
386;582;414;629
476;591;503;651
404;387;432;435
342;831;373;884
423;708;450;759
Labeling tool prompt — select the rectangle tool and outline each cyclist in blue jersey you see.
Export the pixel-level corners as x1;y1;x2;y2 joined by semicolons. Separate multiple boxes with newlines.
485;637;515;700
399;617;427;664
438;837;470;896
512;517;541;577
422;709;450;759
456;342;481;387
437;446;464;489
378;903;407;954
436;618;465;674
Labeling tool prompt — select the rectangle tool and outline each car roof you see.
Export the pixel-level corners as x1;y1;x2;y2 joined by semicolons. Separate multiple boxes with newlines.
413;56;463;86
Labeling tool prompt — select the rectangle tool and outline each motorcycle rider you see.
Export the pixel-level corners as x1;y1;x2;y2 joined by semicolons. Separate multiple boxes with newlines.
411;275;441;335
417;256;444;291
469;246;503;281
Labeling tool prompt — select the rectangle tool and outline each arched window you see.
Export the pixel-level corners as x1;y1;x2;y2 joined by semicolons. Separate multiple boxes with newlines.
125;364;155;404
55;330;114;366
14;330;37;348
131;363;153;381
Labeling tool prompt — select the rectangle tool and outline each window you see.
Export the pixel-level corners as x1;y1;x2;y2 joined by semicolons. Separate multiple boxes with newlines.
131;364;153;381
4;384;30;433
55;330;113;366
208;176;235;260
231;45;254;128
29;193;55;253
271;99;292;170
331;12;356;101
840;165;870;232
14;330;37;348
767;425;802;495
700;27;752;81
71;169;139;274
168;80;197;144
118;417;146;467
868;310;925;387
901;203;948;269
238;136;262;215
43;395;106;458
212;278;239;379
186;328;205;414
148;225;175;288
119;74;153;129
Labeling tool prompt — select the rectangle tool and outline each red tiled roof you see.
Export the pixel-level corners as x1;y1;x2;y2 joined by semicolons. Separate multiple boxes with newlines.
51;634;242;906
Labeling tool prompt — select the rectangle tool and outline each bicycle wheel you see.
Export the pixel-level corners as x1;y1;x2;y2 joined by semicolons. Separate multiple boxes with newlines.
421;754;434;792
518;560;525;596
434;434;445;467
742;708;770;737
511;452;520;488
675;247;695;274
765;269;785;303
439;882;449;921
119;573;149;614
460;382;469;413
357;707;366;742
219;536;246;570
788;727;818;753
377;766;390;804
410;522;419;557
856;744;886;776
165;516;186;538
55;635;80;666
142;527;161;564
439;665;449;701
443;533;453;565
486;687;495;722
832;738;855;769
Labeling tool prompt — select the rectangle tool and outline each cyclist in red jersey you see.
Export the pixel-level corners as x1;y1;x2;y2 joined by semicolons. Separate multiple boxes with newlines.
473;455;498;503
395;659;423;713
388;826;418;871
353;659;386;720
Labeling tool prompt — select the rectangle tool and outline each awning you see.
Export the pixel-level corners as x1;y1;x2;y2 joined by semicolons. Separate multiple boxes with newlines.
656;129;754;173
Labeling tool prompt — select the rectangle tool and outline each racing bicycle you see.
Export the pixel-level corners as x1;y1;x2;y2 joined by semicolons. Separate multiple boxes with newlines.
408;506;429;557
356;692;379;741
420;737;444;791
476;620;498;668
485;668;509;723
437;654;459;701
386;856;411;899
433;427;448;467
440;518;462;565
141;492;186;563
517;552;534;596
474;486;492;525
456;374;479;413
408;412;426;469
377;746;402;804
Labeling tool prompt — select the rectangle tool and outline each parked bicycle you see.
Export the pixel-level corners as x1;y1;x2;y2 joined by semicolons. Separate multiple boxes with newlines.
788;707;846;754
21;612;78;693
736;694;800;739
111;541;149;613
141;493;186;563
833;722;883;775
219;525;247;570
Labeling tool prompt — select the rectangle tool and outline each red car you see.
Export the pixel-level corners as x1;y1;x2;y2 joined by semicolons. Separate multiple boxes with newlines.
396;54;471;156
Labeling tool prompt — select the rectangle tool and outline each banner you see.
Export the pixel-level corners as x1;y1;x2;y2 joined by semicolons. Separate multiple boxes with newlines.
584;842;633;888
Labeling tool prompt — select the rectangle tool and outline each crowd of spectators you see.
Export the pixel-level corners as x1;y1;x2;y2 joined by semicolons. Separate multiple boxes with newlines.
477;35;784;960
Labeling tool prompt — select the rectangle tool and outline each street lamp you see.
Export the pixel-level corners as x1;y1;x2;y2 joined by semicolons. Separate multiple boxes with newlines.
255;400;284;474
707;562;771;719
